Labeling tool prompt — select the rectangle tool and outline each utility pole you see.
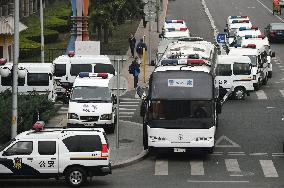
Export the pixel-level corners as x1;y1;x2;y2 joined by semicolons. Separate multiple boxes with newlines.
11;0;19;138
116;59;120;149
156;0;160;33
40;0;44;63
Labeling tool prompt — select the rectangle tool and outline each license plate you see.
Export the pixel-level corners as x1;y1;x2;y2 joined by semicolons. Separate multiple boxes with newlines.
277;32;283;35
174;148;186;153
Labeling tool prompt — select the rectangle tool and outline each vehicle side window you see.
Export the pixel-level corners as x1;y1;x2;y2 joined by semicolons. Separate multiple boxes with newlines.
233;63;251;75
216;64;232;76
1;73;25;86
94;64;115;75
70;64;92;76
27;73;49;86
38;141;56;155
5;141;33;155
54;64;66;77
63;135;102;152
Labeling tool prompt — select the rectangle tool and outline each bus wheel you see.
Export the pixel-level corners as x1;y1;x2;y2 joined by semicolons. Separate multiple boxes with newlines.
234;87;245;100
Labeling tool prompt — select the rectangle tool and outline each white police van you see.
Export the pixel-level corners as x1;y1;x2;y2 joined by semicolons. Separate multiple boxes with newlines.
160;20;190;40
53;52;115;96
67;72;116;133
0;122;111;187
0;62;56;102
216;55;254;100
229;44;269;90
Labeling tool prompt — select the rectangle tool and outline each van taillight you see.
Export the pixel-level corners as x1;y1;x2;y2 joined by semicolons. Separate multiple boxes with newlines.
101;144;108;157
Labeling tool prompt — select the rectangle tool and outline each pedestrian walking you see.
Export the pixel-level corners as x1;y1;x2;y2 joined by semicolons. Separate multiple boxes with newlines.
136;38;147;64
128;33;136;58
128;57;140;88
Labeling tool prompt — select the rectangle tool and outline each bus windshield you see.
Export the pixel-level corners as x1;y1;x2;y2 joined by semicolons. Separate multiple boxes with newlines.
149;100;214;129
71;86;111;102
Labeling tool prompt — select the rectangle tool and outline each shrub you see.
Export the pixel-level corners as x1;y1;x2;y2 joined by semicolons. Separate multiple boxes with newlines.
45;16;70;33
19;36;41;59
0;90;57;144
22;28;59;43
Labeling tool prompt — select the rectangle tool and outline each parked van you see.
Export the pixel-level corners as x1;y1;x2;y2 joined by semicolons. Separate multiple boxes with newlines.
216;55;254;100
53;53;115;96
0;63;56;102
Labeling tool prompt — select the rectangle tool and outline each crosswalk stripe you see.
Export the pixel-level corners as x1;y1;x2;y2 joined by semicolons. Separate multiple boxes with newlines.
155;159;168;175
119;116;132;118
120;101;140;104
225;159;242;176
119;108;136;111
119;112;134;115
119;104;139;107
190;160;204;176
58;111;67;115
255;90;268;99
60;107;68;110
259;160;278;177
280;90;284;97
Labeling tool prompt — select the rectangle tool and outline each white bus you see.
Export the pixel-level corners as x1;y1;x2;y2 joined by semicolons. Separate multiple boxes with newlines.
137;60;231;154
0;63;56;101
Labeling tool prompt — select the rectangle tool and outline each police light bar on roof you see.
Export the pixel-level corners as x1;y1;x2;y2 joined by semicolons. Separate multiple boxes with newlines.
160;59;178;66
165;20;184;23
232;20;249;23
239;26;258;31
229;16;248;19
0;58;7;65
187;59;206;65
166;28;188;32
79;72;109;78
242;44;256;48
244;34;265;39
33;121;45;131
68;51;75;57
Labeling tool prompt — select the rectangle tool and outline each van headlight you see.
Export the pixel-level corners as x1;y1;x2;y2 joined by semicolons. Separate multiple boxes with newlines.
68;113;79;120
100;114;112;120
195;137;212;141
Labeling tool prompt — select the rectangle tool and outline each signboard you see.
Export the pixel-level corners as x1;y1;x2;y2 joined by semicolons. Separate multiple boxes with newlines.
216;33;226;44
108;75;128;96
75;41;100;55
168;79;193;87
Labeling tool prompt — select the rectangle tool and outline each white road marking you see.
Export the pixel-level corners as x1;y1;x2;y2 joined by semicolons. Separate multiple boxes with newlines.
227;153;246;156
266;106;276;109
215;135;241;148
60;107;68;110
280;90;284;97
190;160;204;176
187;180;249;183
120;101;140;104
119;112;134;115
249;153;268;156
259;160;278;177
119;108;136;111
57;111;67;115
119;104;139;107
119;116;132;118
155;159;168;175
225;159;243;176
256;0;284;22
255;90;268;100
120;98;141;101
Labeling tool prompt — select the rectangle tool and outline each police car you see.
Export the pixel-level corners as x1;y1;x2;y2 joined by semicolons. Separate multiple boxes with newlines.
67;72;116;133
160;20;190;40
0;122;111;187
53;52;115;96
216;55;254;100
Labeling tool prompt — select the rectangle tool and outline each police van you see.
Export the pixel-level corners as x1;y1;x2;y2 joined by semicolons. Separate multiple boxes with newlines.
53;52;115;96
216;55;254;100
0;122;111;187
239;35;274;78
0;62;56;102
228;44;269;90
67;72;116;133
160;20;190;40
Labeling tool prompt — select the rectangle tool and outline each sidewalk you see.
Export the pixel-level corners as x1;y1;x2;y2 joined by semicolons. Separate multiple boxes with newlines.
47;0;169;169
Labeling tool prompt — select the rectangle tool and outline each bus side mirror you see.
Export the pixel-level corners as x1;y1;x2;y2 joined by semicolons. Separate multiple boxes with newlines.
271;51;275;58
216;101;222;114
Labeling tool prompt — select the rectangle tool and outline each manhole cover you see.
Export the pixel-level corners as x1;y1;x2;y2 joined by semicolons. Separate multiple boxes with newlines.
119;139;134;143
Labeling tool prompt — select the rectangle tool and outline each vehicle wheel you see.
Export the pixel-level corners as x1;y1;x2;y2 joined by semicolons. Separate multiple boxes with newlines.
234;87;245;100
206;147;214;154
65;167;87;187
268;71;272;78
254;82;260;91
262;76;268;85
108;124;115;134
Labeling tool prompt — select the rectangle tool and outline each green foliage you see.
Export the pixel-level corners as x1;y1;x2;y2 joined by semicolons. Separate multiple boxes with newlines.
22;28;59;44
0;90;57;143
45;17;69;33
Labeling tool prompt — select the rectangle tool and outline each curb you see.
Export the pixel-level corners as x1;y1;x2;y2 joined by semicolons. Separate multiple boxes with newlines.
112;149;149;169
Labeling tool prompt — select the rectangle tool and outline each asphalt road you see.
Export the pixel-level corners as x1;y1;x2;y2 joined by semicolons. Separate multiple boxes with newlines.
2;1;284;187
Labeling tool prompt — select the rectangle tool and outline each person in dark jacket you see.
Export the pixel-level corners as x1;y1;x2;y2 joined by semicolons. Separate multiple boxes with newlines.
129;57;140;88
128;33;136;58
136;39;147;62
